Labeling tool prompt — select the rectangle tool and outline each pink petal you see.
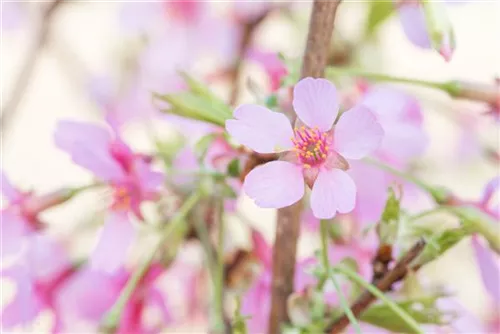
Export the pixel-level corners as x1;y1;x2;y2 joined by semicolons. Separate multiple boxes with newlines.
90;212;136;273
56;268;120;322
379;120;428;161
0;210;28;259
241;271;272;334
251;230;272;268
292;78;339;131
226;104;294;154
24;234;70;281
54;121;125;182
348;161;388;224
146;288;172;324
397;3;431;49
1;266;43;329
480;176;500;208
334;106;384;160
134;160;163;193
471;236;500;304
243;161;304;208
310;169;356;219
0;171;21;201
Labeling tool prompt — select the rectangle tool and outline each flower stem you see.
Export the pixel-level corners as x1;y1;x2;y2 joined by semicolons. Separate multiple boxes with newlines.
101;190;203;333
317;219;330;290
329;273;363;334
333;266;424;334
214;197;226;332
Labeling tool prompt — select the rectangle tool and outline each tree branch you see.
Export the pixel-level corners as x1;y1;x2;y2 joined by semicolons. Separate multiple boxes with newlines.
268;1;342;333
1;0;64;134
325;239;426;334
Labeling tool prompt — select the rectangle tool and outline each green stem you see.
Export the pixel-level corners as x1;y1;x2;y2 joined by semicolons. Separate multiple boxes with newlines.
317;219;330;290
329;273;363;334
101;190;203;333
326;66;461;96
214;198;226;332
334;266;424;334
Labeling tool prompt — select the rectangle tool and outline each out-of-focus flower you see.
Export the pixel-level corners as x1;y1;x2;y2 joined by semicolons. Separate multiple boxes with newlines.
1;235;73;332
54;117;163;272
226;78;384;219
1;2;25;31
1;171;75;260
57;263;171;333
394;0;456;61
347;85;428;224
247;49;288;92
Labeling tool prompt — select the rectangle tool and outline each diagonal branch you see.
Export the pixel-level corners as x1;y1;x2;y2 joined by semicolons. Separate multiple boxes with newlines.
1;0;64;134
268;1;342;333
326;239;426;334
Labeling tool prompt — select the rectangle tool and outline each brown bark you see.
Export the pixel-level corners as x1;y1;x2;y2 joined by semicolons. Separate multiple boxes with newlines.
267;1;342;333
326;240;426;334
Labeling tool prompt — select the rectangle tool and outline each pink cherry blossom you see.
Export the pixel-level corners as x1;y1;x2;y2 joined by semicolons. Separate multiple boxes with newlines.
1;171;75;260
247;49;288;92
54;117;163;272
394;0;456;61
226;78;384;219
1;235;73;332
57;263;171;333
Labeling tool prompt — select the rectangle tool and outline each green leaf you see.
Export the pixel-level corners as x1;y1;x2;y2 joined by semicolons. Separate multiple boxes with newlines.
227;158;240;178
360;296;449;334
412;227;472;267
156;92;231;127
378;187;402;244
194;133;217;161
365;1;395;37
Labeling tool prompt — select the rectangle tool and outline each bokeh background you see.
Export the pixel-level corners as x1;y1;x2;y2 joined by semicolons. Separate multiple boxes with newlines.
1;0;499;332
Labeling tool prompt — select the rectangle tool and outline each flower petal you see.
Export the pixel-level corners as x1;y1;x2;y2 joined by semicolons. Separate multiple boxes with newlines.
226;104;294;153
471;236;500;304
334;106;384;160
25;233;71;281
380;120;428;161
54;121;125;181
292;78;339;131
243;161;304;208
310;169;356;219
0;171;21;201
251;230;272;268
1;210;28;259
90;212;136;273
397;3;431;49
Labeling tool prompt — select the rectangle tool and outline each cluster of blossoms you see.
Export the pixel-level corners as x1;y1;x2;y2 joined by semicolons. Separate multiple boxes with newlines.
2;1;499;334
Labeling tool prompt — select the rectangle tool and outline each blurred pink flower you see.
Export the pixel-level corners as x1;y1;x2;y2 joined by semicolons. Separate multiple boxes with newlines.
226;78;384;219
247;49;288;92
57;264;171;333
54;117;163;272
1;235;72;332
1;171;74;260
348;86;428;224
395;0;456;61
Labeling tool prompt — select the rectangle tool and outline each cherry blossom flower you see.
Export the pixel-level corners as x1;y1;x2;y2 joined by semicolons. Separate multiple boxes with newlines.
1;171;74;260
226;78;384;219
247;49;288;92
54;117;163;272
395;0;456;61
57;264;171;333
348;85;428;224
1;235;73;332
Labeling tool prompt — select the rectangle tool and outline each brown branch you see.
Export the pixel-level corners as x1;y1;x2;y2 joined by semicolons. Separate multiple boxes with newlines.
1;0;64;134
326;239;426;334
268;1;342;333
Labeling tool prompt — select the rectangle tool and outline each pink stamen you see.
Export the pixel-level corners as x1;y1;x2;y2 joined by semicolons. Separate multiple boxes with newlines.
292;127;330;167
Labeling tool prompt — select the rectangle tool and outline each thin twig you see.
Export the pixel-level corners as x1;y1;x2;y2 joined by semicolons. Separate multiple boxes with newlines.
268;1;342;333
325;239;426;334
1;0;64;134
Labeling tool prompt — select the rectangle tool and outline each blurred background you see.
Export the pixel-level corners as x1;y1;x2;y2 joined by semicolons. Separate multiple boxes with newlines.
1;0;499;332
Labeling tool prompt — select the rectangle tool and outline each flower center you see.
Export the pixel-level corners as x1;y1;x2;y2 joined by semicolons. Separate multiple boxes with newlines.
292;126;330;168
112;185;132;211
